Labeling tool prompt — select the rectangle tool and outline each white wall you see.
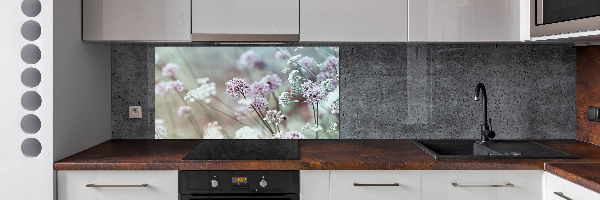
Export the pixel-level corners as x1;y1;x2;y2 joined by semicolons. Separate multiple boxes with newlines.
53;0;111;162
0;0;111;199
0;0;54;199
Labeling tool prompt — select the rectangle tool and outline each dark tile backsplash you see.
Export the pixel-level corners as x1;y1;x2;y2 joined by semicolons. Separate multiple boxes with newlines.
112;43;576;139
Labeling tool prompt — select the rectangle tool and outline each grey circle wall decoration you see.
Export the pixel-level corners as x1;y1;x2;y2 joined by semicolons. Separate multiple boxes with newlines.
21;138;42;157
21;68;41;87
21;20;41;41
21;44;41;64
21;0;41;17
20;114;41;134
21;91;42;111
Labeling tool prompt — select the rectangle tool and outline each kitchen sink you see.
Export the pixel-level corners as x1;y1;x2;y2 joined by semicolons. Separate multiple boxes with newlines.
412;140;579;159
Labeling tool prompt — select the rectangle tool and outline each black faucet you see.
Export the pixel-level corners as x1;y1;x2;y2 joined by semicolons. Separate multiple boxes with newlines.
474;83;495;143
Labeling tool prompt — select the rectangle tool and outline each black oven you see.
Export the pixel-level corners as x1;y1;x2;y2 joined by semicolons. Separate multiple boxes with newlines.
179;171;299;200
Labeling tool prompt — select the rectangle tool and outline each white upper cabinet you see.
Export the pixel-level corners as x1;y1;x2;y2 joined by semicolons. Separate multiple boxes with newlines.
191;0;300;41
300;0;408;42
83;0;191;41
409;0;530;42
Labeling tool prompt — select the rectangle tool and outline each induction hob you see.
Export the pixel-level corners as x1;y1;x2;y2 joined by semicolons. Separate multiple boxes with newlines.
182;140;300;160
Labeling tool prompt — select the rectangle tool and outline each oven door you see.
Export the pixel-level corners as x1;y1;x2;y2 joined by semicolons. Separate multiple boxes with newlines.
180;194;299;200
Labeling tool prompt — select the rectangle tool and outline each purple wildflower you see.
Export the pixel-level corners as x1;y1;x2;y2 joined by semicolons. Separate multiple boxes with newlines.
162;63;180;76
155;80;184;96
317;71;339;88
264;110;286;124
225;78;250;98
250;81;270;96
321;56;339;70
302;82;327;105
177;106;192;117
167;80;185;92
282;131;305;139
237;50;265;69
249;96;268;113
260;74;282;92
297;56;317;68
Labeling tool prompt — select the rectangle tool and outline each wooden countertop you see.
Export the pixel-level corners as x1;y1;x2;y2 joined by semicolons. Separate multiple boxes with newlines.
54;139;600;171
545;162;600;194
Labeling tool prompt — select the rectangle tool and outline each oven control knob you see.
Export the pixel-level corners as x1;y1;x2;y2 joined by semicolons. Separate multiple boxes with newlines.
259;179;267;187
211;180;219;188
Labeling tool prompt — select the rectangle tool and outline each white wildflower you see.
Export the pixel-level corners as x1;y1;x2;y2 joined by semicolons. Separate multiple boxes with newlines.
302;123;310;130
294;47;304;51
203;121;224;139
155;54;160;65
287;54;302;65
328;123;338;132
310;124;324;132
184;78;216;103
325;88;340;114
196;77;210;84
234;126;261;139
278;92;291;107
288;70;300;84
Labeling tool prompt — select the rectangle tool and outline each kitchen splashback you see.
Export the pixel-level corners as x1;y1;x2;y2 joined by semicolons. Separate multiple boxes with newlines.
112;43;576;139
154;47;340;139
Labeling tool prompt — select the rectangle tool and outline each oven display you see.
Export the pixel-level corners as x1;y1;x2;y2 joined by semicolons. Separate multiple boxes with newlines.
232;177;247;184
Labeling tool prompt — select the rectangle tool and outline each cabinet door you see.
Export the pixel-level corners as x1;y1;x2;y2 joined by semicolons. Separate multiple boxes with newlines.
57;170;178;200
300;171;330;200
546;172;600;200
330;170;420;200
300;0;408;42
191;0;299;40
409;0;529;42
83;0;191;41
422;170;542;200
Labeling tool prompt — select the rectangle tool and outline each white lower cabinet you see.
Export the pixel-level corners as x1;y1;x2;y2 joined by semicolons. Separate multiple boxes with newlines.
300;170;330;200
545;172;600;200
57;170;178;200
421;170;543;200
330;170;421;200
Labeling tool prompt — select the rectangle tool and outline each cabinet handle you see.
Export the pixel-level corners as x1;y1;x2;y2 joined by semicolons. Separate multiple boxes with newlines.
554;192;573;200
353;183;400;186
451;183;514;188
86;184;149;188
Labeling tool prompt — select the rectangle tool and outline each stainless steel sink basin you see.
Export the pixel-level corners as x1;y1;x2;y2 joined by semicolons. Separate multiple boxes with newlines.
412;140;579;159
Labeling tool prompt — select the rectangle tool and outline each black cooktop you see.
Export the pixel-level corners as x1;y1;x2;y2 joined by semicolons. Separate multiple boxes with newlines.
182;140;300;160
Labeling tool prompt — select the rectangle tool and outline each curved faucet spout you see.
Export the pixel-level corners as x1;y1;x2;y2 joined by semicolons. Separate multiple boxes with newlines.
474;83;494;142
474;83;488;129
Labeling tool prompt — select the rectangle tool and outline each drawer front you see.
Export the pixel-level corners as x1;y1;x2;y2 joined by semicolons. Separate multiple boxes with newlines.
57;170;178;200
330;170;421;200
546;172;600;200
422;170;542;200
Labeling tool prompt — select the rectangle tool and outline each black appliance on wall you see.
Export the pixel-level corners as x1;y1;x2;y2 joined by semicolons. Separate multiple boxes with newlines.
179;171;299;200
532;0;600;37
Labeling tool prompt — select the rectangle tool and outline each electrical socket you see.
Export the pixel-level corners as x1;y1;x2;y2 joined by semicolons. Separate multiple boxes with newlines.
129;106;142;119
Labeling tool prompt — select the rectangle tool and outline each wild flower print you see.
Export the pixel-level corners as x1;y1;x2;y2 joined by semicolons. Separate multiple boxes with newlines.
155;47;340;139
